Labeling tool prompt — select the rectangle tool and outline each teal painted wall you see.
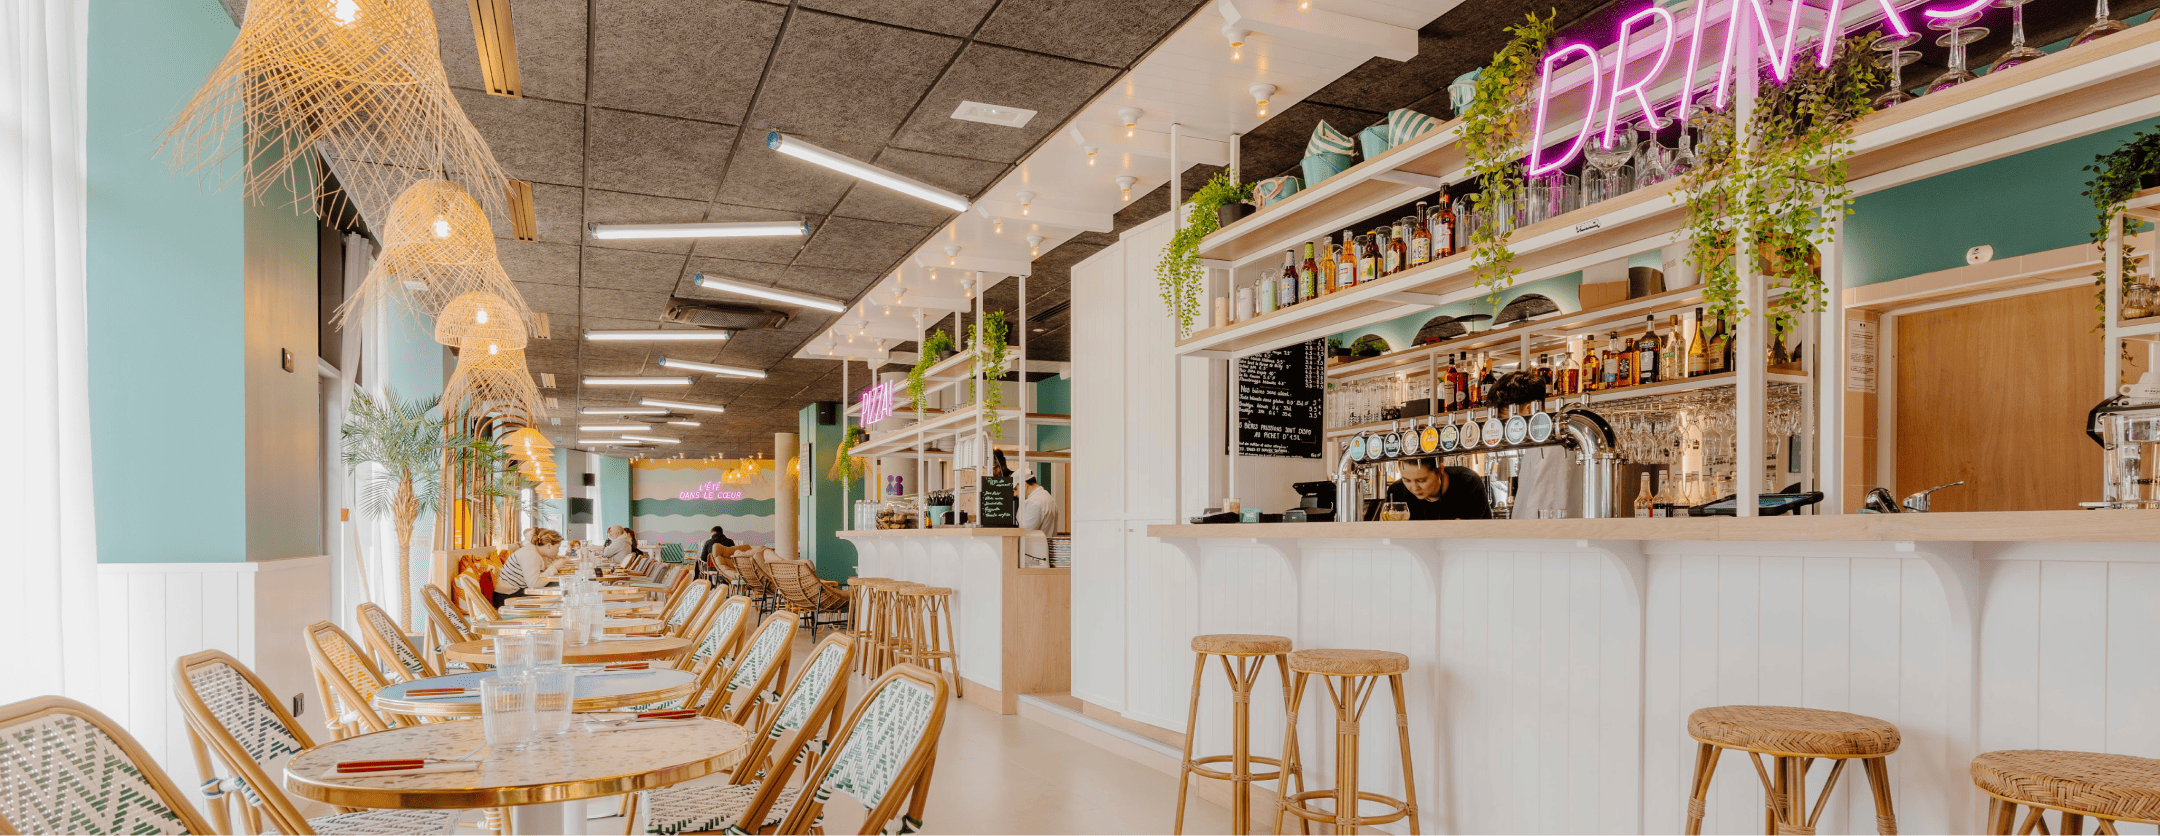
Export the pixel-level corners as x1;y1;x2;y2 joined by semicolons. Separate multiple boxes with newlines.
88;0;246;562
598;455;631;534
800;406;861;582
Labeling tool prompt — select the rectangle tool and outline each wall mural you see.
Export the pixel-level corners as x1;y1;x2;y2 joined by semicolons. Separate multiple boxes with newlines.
630;459;777;552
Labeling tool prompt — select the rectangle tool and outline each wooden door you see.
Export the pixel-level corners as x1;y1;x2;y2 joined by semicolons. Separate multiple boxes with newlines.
1893;285;2103;511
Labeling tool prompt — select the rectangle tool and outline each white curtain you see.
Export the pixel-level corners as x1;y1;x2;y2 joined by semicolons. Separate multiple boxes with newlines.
0;0;103;705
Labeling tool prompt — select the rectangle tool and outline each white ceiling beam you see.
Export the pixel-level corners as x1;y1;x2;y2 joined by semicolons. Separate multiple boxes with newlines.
973;200;1114;233
911;251;1031;278
862;287;973;314
1067;124;1231;167
1219;0;1418;62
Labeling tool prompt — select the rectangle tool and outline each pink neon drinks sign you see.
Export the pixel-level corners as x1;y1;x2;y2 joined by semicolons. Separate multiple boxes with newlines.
858;380;899;424
1527;0;1926;174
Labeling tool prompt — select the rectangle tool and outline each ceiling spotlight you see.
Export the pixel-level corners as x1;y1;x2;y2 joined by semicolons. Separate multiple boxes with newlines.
962;273;976;300
586;330;732;341
1117;176;1137;202
873;339;886;352
692;274;845;312
1224;26;1251;60
856;319;868;337
766;131;969;212
656;357;767;379
1085;145;1098;166
1016;191;1035;216
913;310;927;329
883;303;892;316
583;376;692;386
1251;83;1277;118
1118;107;1142;138
581;407;668;415
1027;235;1044;258
588;220;808;240
640;398;727;414
944;245;960;266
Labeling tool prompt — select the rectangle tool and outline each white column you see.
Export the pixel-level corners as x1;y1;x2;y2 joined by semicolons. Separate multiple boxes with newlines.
775;432;799;558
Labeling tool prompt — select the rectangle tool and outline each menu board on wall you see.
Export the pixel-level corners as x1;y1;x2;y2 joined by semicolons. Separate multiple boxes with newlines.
978;475;1017;528
1237;339;1326;459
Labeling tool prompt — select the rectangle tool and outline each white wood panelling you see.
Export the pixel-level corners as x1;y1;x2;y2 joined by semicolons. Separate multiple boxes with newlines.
94;555;330;798
852;537;1004;688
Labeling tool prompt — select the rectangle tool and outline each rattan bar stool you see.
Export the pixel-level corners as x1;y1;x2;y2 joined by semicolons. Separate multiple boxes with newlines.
1683;705;1901;835
1175;634;1302;835
846;576;891;676
895;586;962;698
1971;749;2160;834
1275;648;1420;835
875;582;926;677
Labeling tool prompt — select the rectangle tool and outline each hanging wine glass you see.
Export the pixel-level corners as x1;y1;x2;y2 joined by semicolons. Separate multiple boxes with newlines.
1670;116;1701;175
1927;10;1989;93
1634;120;1677;188
2076;0;2130;44
1872;33;1923;107
1988;0;2046;73
1584;127;1634;205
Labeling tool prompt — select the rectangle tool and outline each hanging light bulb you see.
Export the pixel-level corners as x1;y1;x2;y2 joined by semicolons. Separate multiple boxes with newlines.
1224;26;1250;61
994;219;1003;234
944;245;960;266
474;308;489;324
331;0;361;26
1027;235;1044;258
1016;191;1034;216
1118;107;1142;139
1086;145;1098;166
431;215;451;238
884;303;892;316
1117;176;1137;202
1251;83;1277;118
1300;0;1309;9
487;342;500;355
856;319;867;336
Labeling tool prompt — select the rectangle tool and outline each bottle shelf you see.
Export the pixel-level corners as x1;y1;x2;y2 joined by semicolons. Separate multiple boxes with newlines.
1323;370;1808;439
1324;285;1715;382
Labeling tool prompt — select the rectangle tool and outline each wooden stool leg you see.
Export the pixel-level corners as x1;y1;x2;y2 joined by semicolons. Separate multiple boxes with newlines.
1861;756;1898;835
1175;652;1207;835
1333;675;1362;835
1388;673;1420;835
2061;812;2085;835
937;594;962;697
1685;743;1722;836
1276;671;1311;836
1986;798;2016;836
1228;657;1254;835
1273;654;1308;836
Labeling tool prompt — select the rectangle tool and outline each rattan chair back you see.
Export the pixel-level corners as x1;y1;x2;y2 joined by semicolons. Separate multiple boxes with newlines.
661;580;712;637
775;663;952;835
0;695;214;835
683;595;755;677
357;601;439;682
174;649;320;836
698;610;801;725
304;620;399;735
422;582;474;644
455;574;501;621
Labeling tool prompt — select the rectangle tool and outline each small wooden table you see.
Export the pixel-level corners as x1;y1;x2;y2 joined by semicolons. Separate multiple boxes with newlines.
285;717;749;835
373;668;695;719
444;636;690;667
497;599;657;617
472;616;664;636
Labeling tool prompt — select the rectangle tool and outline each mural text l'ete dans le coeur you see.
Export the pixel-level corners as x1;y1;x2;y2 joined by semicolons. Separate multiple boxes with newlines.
680;482;746;501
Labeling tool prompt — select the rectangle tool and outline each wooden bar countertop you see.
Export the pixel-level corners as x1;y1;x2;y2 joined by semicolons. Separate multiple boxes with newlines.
1147;510;2160;543
838;528;1040;539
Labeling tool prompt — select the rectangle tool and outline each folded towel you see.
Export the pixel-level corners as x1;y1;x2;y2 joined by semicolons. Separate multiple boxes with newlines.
1305;121;1355;158
1387;108;1439;145
326;760;481;779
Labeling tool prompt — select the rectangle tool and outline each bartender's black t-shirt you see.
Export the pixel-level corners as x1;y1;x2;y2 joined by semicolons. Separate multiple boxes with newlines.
1380;466;1494;520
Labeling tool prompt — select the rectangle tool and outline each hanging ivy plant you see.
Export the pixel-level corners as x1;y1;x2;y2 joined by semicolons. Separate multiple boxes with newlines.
1682;33;1882;338
1155;172;1253;336
829;424;868;481
906;328;954;413
971;311;1011;438
2082;122;2160;324
1458;11;1554;299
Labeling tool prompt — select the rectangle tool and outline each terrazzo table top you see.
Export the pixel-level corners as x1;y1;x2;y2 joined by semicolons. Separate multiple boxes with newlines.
285;717;749;809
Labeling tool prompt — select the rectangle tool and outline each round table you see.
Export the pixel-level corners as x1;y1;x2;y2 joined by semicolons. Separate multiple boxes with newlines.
444;636;690;667
498;599;656;617
473;616;664;636
508;588;649;603
285;718;749;835
372;668;695;719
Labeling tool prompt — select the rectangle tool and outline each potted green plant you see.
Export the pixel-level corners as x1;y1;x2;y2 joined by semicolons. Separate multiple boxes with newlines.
971;311;1010;437
829;424;868;481
1157;172;1254;334
2083;122;2160;322
906;329;955;413
1458;12;1555;299
343;389;474;629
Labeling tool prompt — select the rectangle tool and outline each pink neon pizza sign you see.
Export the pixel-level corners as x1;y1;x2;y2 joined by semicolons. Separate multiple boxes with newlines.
1527;0;1928;173
858;380;900;425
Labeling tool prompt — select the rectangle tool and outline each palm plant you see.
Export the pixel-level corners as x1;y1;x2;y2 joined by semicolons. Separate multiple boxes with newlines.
342;390;469;629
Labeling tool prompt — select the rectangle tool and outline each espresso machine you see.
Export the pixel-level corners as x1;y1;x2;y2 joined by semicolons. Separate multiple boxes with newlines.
2084;396;2160;509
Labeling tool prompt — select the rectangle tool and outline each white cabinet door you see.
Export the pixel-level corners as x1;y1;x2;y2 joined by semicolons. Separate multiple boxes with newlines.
1068;518;1126;709
1120;217;1178;519
1069;243;1125;524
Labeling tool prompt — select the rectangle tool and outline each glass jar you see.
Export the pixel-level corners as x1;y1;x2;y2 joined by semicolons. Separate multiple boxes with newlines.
2123;282;2157;320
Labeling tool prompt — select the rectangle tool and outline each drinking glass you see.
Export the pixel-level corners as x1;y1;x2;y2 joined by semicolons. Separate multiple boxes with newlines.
2076;0;2129;44
530;667;575;737
481;675;536;753
563;603;589;647
530;629;564;668
580;600;605;645
494;632;535;679
1381;501;1410;522
1927;10;1988;93
1988;0;2046;72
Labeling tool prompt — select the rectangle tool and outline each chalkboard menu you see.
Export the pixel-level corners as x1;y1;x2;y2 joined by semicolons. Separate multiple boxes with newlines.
1237;339;1325;459
978;475;1018;528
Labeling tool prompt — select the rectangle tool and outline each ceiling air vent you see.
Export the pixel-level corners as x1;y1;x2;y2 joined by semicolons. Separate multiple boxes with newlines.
468;0;521;97
506;180;538;241
662;298;791;332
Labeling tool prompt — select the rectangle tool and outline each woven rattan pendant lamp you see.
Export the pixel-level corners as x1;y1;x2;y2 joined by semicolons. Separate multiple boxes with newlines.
435;291;529;349
163;0;507;217
335;180;532;328
443;337;543;421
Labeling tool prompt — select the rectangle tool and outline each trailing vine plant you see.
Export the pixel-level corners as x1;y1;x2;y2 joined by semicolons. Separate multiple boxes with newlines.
2082;122;2160;324
1681;33;1882;338
971;311;1011;438
1458;11;1554;299
1155;172;1252;336
829;424;868;481
906;328;954;412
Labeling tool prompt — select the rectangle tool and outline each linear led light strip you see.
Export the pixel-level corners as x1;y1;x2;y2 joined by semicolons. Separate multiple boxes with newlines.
639;398;725;414
579;424;650;432
657;357;766;379
693;274;845;313
587;220;807;240
581;407;668;415
767;131;969;212
578;438;646;446
586;330;732;341
621;435;680;444
582;377;692;386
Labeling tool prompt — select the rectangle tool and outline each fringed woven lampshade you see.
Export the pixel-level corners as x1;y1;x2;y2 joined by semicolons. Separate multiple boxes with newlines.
162;0;507;217
535;481;564;500
443;337;542;420
435;291;528;349
335;180;533;327
505;428;553;451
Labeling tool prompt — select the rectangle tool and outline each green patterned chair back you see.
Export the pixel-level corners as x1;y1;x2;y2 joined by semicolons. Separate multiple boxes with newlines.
702;611;799;725
0;696;213;835
665;581;711;632
661;543;686;563
776;664;951;835
688;596;754;676
173;650;317;835
357;602;437;682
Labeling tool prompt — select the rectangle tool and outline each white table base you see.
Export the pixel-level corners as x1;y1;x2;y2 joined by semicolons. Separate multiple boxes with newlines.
512;797;589;835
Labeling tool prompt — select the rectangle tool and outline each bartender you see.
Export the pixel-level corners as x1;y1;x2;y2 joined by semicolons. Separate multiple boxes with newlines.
1377;457;1494;520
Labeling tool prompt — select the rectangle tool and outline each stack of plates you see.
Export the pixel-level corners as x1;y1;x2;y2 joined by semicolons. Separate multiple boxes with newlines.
1047;536;1072;568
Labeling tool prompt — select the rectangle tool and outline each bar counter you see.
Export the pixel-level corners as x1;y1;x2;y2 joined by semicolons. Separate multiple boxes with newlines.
840;528;1069;714
1093;510;2160;834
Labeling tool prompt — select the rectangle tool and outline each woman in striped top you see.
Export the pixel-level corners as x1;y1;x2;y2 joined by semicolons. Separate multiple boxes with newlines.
494;528;566;609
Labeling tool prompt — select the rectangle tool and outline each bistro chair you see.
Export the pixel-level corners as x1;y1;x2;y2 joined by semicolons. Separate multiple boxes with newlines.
174;649;466;835
698;610;801;727
1971;749;2160;834
846;577;892;677
356;601;439;682
745;548;784;614
454;574;501;622
303;620;402;737
672;587;727;648
769;559;852;637
708;545;749;596
660;579;713;637
419;583;476;670
773;663;953;835
893;586;960;698
676;595;754;678
625;633;858;836
0;695;215;835
1683;705;1901;836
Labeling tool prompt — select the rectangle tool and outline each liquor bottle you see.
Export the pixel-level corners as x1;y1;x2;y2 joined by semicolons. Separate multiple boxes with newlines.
1410;202;1432;266
1602;333;1621;389
1336;229;1358;291
1389;219;1410;273
1299;243;1319;302
1476;353;1497;407
1634;472;1654;518
1432;190;1457;258
1372;227;1392;275
1317;237;1339;297
1660;315;1683;381
1581;337;1601;391
1536;353;1554;389
1688;308;1709;376
1560;349;1582;395
1616;333;1635;387
1451;354;1471;411
1438;355;1457;412
1707;316;1731;374
1278;250;1298;310
1652;469;1675;517
1358;233;1381;285
1720;317;1736;373
1637;314;1660;385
